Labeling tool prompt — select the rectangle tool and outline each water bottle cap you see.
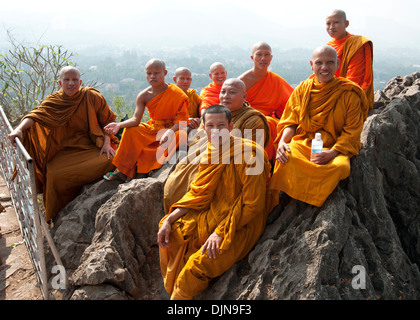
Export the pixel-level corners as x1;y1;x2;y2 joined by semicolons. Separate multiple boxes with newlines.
315;133;321;140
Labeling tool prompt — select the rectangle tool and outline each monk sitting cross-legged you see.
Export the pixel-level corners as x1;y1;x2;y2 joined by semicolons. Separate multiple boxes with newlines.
173;67;202;131
8;66;118;222
103;59;189;181
199;62;227;115
267;46;369;212
163;78;270;214
325;9;374;109
158;104;271;300
239;41;294;163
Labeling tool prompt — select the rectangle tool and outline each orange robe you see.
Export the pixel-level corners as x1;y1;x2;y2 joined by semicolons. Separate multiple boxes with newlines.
21;87;117;221
327;33;374;109
112;83;189;177
163;102;270;214
245;71;294;162
159;136;271;299
199;82;222;115
185;88;201;118
268;77;368;211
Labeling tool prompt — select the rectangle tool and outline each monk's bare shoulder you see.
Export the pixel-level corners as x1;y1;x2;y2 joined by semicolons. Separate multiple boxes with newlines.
238;69;260;89
136;86;153;106
238;69;254;81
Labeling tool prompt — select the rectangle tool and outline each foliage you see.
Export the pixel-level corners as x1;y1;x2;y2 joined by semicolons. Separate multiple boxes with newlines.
0;31;76;125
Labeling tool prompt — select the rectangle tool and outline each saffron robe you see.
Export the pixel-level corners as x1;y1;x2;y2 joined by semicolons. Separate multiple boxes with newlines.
112;83;189;177
185;88;201;119
199;82;222;115
245;71;294;162
267;77;368;211
163;102;270;214
327;33;374;109
159;136;271;299
21;87;117;221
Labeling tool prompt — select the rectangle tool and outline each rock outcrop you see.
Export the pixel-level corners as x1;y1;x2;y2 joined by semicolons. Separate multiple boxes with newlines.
45;73;420;300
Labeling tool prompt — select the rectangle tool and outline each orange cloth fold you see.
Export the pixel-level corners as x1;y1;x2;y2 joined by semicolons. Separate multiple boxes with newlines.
112;83;189;177
185;88;201;118
199;82;222;114
327;33;374;109
245;71;294;162
159;136;271;299
268;77;368;211
21;87;117;221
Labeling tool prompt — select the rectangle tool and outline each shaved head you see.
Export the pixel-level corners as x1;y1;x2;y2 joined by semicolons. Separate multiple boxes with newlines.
328;9;347;21
209;62;225;73
252;41;272;54
222;78;246;93
59;66;80;80
174;67;191;77
145;58;166;70
312;45;338;61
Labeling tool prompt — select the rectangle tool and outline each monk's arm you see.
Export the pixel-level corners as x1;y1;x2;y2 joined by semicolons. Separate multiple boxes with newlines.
237;151;269;229
157;207;189;248
160;100;189;144
8;118;35;147
99;134;115;159
104;93;146;135
331;91;365;157
346;43;373;90
276;125;297;164
310;149;339;165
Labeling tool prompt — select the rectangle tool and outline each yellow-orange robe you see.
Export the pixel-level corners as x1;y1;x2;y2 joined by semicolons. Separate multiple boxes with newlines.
159;136;271;299
21;87;118;221
327;33;374;109
185;88;201;119
245;71;294;162
163;102;270;214
267;77;368;211
199;82;222;115
112;83;189;177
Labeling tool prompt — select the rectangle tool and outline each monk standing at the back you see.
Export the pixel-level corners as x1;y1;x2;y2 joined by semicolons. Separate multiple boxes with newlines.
325;9;374;109
239;41;294;163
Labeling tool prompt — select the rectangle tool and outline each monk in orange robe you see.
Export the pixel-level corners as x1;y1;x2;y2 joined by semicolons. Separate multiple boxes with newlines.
8;66;117;221
173;67;201;131
103;59;189;181
268;46;368;212
239;41;294;162
199;62;227;115
325;9;374;109
163;78;270;214
158;105;271;300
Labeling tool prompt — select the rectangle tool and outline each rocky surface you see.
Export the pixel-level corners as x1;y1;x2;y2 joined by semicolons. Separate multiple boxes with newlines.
45;72;420;300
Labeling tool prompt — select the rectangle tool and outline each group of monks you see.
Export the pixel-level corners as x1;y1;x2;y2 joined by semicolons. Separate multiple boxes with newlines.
8;9;373;300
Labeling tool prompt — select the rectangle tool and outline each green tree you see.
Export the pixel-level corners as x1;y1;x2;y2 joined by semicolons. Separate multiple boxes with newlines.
0;31;75;125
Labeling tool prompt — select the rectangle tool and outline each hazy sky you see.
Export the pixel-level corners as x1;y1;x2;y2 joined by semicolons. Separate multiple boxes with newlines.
1;0;419;51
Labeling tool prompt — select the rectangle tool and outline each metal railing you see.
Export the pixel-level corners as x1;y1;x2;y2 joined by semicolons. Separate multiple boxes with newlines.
0;105;63;300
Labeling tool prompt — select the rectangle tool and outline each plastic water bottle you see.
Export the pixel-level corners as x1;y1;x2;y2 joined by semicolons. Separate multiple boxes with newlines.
311;133;323;154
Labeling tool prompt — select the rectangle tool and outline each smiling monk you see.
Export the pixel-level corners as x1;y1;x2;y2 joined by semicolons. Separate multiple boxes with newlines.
103;59;189;181
239;41;294;163
325;9;374;109
158;105;271;300
267;46;368;212
8;66;117;222
199;62;227;115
